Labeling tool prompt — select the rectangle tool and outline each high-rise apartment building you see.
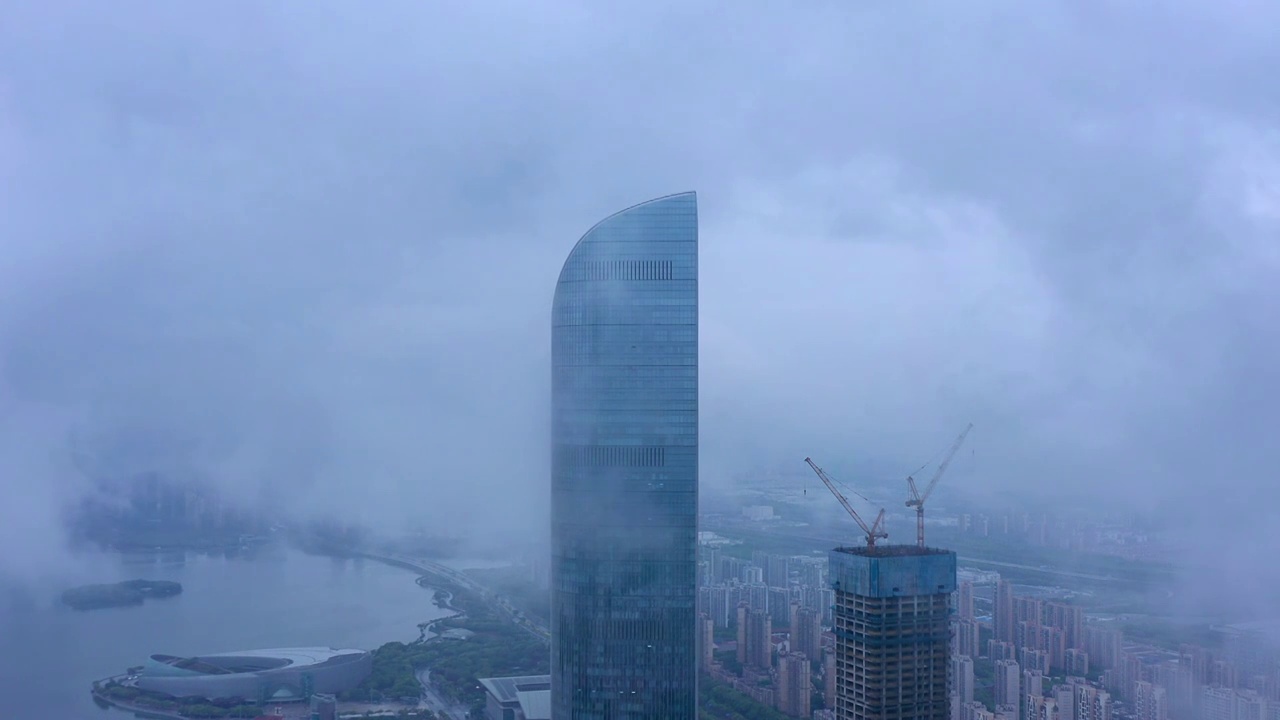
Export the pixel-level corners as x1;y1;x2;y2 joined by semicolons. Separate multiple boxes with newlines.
1039;625;1068;671
1180;644;1214;686
830;545;957;720
1023;670;1044;699
1027;696;1060;720
996;580;1016;644
1134;681;1168;720
698;613;714;671
745;608;774;670
768;555;791;588
966;702;997;720
802;560;826;588
1018;621;1039;654
769;587;792;625
1047;602;1085;650
996;659;1022;713
1155;663;1194;720
957;618;980;658
1021;647;1050;675
1065;649;1090;677
1055;684;1076;720
990;640;1016;662
953;655;976;704
1085;625;1123;670
1024;670;1045;720
550;192;699;719
703;585;732;628
792;604;823;660
1201;687;1234;720
1074;684;1112;720
958;580;975;620
1117;653;1145;702
1016;597;1045;627
777;652;812;718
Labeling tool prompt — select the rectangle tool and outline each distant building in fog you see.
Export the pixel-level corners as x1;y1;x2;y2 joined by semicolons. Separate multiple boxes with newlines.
1134;681;1167;720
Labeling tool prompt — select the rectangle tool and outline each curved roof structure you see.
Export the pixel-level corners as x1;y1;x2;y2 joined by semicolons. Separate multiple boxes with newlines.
554;191;696;288
136;646;371;701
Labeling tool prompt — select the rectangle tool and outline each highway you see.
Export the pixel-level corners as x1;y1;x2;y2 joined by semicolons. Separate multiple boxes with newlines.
363;552;552;719
363;552;551;643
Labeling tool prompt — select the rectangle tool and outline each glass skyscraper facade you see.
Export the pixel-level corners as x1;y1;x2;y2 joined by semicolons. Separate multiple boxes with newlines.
550;192;699;719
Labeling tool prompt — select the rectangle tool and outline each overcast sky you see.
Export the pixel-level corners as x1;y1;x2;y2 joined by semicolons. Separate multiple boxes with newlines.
1;2;1278;599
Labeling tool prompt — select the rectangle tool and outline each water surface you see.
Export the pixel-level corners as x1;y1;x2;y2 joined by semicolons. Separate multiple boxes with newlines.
0;546;447;719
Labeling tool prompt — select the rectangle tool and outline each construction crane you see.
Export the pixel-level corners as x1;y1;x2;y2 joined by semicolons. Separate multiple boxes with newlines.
804;457;888;549
905;422;974;547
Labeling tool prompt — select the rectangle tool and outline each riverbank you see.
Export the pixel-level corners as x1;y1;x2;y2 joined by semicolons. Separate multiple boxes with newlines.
357;553;548;718
32;547;447;720
85;551;535;720
416;584;465;641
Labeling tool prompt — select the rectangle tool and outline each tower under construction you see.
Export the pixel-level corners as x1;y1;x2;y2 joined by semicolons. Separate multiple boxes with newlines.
830;544;958;720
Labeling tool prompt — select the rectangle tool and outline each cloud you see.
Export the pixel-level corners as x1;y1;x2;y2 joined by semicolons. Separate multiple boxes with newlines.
0;1;1277;610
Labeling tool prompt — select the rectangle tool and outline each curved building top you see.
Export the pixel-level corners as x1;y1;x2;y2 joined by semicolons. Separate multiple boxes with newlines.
553;192;697;309
555;191;696;285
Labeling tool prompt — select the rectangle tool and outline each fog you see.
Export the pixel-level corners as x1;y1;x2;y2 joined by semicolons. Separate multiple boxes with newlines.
1;1;1278;613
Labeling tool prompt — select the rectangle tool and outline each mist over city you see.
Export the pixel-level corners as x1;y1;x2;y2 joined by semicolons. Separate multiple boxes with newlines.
1;3;1279;720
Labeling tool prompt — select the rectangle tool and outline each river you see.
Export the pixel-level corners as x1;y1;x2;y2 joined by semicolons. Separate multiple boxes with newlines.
0;545;454;719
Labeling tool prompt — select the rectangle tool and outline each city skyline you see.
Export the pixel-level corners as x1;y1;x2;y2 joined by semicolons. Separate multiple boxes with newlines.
3;2;1280;719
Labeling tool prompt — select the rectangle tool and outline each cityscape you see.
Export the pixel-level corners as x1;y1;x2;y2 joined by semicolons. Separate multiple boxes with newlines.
3;4;1280;720
37;193;1280;720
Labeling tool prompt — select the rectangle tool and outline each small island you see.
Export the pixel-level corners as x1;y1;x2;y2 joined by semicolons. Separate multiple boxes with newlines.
62;579;183;611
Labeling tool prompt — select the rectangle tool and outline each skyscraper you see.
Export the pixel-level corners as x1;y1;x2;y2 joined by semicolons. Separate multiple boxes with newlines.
550;192;699;719
830;545;957;720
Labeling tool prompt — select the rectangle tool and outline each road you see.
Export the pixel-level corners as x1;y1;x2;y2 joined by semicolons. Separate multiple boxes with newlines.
361;551;554;719
366;552;551;643
416;668;471;720
954;556;1120;583
713;524;1134;585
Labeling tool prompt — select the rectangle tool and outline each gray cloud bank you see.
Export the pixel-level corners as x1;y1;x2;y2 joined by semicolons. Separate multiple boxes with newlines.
1;1;1278;608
